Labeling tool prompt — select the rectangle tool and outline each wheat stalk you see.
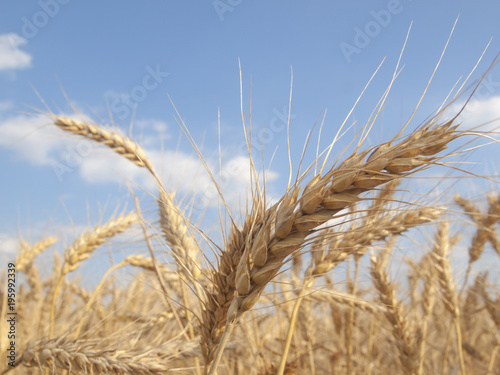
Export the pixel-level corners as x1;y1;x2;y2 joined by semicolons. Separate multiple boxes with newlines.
417;253;437;375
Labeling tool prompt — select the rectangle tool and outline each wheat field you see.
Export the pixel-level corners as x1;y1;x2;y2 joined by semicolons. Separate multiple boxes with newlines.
1;48;500;375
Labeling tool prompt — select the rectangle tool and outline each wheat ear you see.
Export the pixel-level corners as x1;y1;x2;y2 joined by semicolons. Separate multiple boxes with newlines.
202;118;461;372
278;181;439;374
53;116;156;172
17;236;57;273
370;241;421;374
455;193;500;294
15;237;57;311
158;189;201;280
49;212;138;338
431;221;466;375
477;274;500;372
312;206;441;276
417;253;437;375
18;337;174;374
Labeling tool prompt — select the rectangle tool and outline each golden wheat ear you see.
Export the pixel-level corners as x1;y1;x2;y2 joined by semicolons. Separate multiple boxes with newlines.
48;212;139;338
430;222;467;374
370;240;421;375
201;113;471;372
18;337;176;374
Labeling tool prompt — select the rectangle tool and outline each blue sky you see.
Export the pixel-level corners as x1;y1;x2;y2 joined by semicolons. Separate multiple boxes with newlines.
1;1;500;279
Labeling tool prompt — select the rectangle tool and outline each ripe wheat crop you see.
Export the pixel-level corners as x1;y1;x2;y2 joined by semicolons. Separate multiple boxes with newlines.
1;37;500;375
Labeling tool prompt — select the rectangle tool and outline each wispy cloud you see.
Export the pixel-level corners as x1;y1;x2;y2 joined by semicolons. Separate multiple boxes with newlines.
449;96;500;134
0;33;32;71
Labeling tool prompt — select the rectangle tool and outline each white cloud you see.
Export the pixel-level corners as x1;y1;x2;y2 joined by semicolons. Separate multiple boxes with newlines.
136;118;169;134
447;96;500;134
78;152;154;187
203;154;279;209
76;147;281;209
137;119;171;148
0;234;18;255
0;33;32;71
0;113;62;165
